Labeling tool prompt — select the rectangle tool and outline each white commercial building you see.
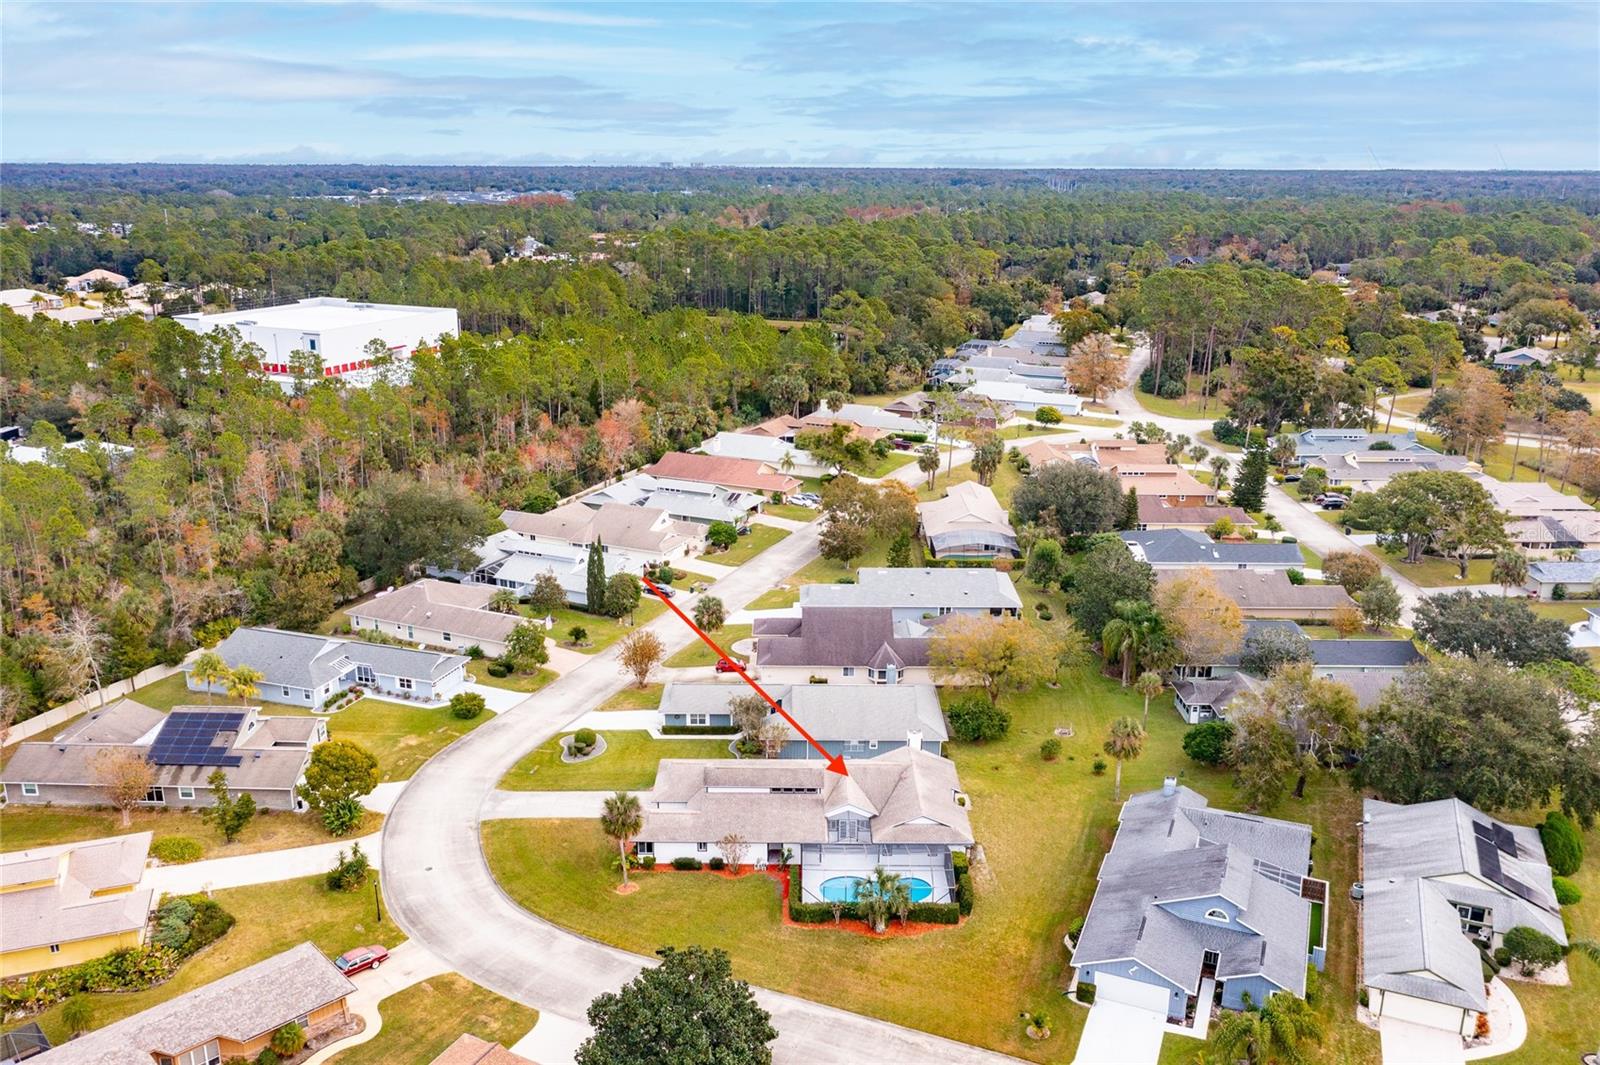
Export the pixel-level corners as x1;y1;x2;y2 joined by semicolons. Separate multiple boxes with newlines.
174;297;459;391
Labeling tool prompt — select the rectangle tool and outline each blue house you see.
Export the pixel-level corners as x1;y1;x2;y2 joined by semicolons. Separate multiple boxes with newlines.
191;626;468;708
658;682;947;759
1070;781;1326;1028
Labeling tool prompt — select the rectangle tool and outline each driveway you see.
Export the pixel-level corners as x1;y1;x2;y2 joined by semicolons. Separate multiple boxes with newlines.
378;519;1022;1064
1072;974;1169;1065
302;941;453;1065
462;682;530;713
1264;482;1426;622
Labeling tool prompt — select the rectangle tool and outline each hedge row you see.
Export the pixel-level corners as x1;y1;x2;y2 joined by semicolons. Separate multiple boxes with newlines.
660;724;740;736
784;865;961;925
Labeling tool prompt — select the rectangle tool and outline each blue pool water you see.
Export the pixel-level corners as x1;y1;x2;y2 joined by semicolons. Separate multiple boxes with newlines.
818;876;935;903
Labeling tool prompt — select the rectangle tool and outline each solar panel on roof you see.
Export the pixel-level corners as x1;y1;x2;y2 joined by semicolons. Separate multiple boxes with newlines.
1472;821;1493;842
148;711;245;767
1492;823;1519;857
1475;835;1503;883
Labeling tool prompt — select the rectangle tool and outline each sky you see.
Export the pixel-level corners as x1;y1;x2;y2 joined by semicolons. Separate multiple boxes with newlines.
2;1;1597;170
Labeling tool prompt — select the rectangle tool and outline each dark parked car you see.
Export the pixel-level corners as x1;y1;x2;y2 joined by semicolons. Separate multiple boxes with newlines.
334;945;389;975
647;583;675;599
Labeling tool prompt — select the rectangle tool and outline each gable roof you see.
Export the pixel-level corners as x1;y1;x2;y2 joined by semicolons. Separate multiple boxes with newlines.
917;481;1016;540
46;943;356;1065
1305;639;1423;668
1363;878;1488;1012
754;607;939;670
797;567;1022;612
205;626;466;690
641;452;801;495
1137;498;1258;529
1293;429;1435;458
1175;569;1353;614
348;579;521;645
659;682;949;743
500;501;702;555
1120;529;1303;567
0;833;153;955
1110;464;1215;499
1492;345;1553;367
584;474;761;524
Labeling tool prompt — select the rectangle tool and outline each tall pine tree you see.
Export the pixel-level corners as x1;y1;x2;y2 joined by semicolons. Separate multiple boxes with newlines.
1117;486;1140;530
1231;443;1269;513
586;539;606;613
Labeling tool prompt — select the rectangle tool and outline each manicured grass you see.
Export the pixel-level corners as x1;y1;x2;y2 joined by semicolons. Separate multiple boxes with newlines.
0;804;381;856
597;683;663;710
485;641;1385;1063
131;672;303;714
1133;388;1218;420
1308;900;1325;952
1365;547;1492;587
498;730;732;792
664;625;753;668
263;697;495;782
467;659;556;694
541;600;667;654
326;973;538;1065
790;537;894;585
999;416;1119;438
763;503;820;522
28;873;404;1046
916;456;1022;508
745;585;800;610
1528;600;1600;625
702;523;790;566
1298;543;1322;569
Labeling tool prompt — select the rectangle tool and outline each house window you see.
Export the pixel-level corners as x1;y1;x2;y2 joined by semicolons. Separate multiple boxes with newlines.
868;739;878;749
636;842;653;855
842;667;855;677
398;677;414;691
442;632;452;642
281;687;291;698
178;787;195;800
844;740;867;752
49;944;60;954
356;665;375;685
21;782;39;796
696;842;708;852
688;713;709;727
1204;907;1229;922
407;625;414;640
177;1041;221;1065
143;787;166;804
307;338;318;352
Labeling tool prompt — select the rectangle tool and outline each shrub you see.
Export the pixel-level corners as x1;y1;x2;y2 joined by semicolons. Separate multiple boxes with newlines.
1553;876;1582;905
185;898;233;952
61;994;94;1036
1040;737;1062;761
947;697;1011;743
1075;981;1096;1004
151;836;204;864
449;692;487;720
1494;946;1512;968
486;662;510;678
671;857;702;870
153;914;191;951
641;855;656;869
327;842;372;892
1038;608;1053;620
957;873;975;916
270;1021;307;1057
572;727;598;754
321;796;365;837
1286;568;1306;586
1068;915;1086;941
255;1050;280;1065
1091;757;1107;775
951;851;969;874
660;724;739;736
1480;944;1500;973
1183;719;1235;766
708;857;726;870
1358;988;1369;1007
1481;959;1496;982
1503;926;1564;974
463;644;485;659
1541;811;1583;876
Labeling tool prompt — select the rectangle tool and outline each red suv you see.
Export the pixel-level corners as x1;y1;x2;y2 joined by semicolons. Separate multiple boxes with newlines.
334;945;389;975
715;657;744;674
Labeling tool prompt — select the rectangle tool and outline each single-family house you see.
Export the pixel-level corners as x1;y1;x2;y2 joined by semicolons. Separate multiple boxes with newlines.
809;401;935;439
640;452;800;498
1071;780;1325;1024
1524;552;1600;599
658;682;948;759
500;502;705;563
930;356;1067;392
1290;429;1436;465
61;268;129;293
1491;346;1553;370
1;700;323;813
636;747;972;904
0;289;63;316
196;626;468;706
1478;477;1592;519
0;833;153;978
40;942;357;1065
1120;529;1302;571
917;481;1019;559
433;528;642;609
430;1034;536;1065
1171;671;1264;725
1015;439;1167;471
583;474;762;526
1570;607;1600;649
1136;499;1257;533
1111;464;1217;505
1169;620;1418;714
1360;797;1566;1037
347;579;522;656
699;431;829;478
1314;451;1477;492
1177;569;1356;621
960;379;1083;415
796;566;1023;619
753;608;939;686
1005;313;1070;360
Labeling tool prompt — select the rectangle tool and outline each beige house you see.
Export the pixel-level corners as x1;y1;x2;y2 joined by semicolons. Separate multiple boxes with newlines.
917;480;1018;559
500;501;704;563
42;942;357;1064
1176;569;1357;621
0;833;153;978
348;578;522;657
1136;498;1256;532
430;1034;536;1064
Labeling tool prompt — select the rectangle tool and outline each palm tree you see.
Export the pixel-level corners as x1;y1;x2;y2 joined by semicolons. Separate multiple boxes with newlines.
600;791;643;888
778;450;796;477
917;445;940;490
1135;671;1163;728
856;866;911;932
1210;992;1323;1064
1490;549;1528;597
224;665;263;703
1100;600;1158;686
1208;454;1231;492
488;589;521;614
190;651;227;704
1103;716;1145;802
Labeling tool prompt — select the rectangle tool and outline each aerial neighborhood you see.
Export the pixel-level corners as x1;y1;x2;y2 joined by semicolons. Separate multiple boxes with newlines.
1;15;1598;1063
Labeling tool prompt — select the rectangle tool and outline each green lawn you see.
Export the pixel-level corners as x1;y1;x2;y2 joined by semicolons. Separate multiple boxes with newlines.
1133;388;1219;420
131;672;304;714
327;973;537;1065
763;503;820;522
0;804;381;856
542;600;667;654
745;585;800;610
917;456;1023;508
26;873;405;1046
1298;543;1322;569
664;624;753;668
999;416;1120;438
597;683;663;710
498;729;732;792
1528;600;1600;625
790;536;894;585
702;524;790;566
1365;547;1492;587
467;659;556;694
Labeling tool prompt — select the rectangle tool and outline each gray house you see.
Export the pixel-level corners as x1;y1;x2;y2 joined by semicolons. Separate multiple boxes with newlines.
1525;553;1600;599
1120;530;1303;572
1;700;323;812
798;566;1023;619
1361;797;1566;1036
1290;429;1436;464
1071;781;1326;1026
658;682;948;759
193;627;468;708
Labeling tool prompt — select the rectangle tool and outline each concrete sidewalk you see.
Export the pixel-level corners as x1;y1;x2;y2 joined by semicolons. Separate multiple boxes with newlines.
750;513;808;531
302;941;453;1064
141;832;383;895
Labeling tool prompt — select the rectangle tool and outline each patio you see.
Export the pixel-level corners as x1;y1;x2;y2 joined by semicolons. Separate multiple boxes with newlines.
796;844;957;905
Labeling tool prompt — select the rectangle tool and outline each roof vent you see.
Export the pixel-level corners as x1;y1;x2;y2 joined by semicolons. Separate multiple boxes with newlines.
1162;776;1177;797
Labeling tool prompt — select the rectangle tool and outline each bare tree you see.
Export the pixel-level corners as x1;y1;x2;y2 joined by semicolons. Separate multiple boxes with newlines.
617;630;664;689
756;718;789;759
94;748;155;827
59;609;110;708
716;833;750;872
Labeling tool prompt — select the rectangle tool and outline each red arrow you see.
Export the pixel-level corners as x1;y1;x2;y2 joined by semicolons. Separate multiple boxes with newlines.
641;576;848;776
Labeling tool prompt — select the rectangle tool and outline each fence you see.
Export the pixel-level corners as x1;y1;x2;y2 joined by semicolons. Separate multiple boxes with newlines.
7;651;200;744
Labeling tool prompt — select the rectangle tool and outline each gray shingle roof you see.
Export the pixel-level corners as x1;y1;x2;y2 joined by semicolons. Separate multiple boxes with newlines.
0;833;153;954
659;682;949;743
1305;639;1423;668
347;579;520;646
754;607;935;669
1177;569;1354;614
1363;878;1488;1012
205;626;465;690
798;567;1022;612
1293;429;1435;458
1120;529;1303;568
1527;558;1600;584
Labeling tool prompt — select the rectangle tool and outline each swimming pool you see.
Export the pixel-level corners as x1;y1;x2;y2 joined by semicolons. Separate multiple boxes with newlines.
818;875;935;903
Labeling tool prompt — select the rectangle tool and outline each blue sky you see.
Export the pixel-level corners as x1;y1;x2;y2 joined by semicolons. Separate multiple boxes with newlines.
2;2;1596;169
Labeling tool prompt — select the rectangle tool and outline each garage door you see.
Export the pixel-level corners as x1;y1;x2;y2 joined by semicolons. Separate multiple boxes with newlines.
1073;975;1168;1065
1379;1017;1465;1065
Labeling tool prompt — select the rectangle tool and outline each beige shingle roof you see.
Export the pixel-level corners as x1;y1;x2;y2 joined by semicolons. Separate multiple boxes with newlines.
348;579;521;646
0;833;153;954
430;1033;536;1065
500;502;701;555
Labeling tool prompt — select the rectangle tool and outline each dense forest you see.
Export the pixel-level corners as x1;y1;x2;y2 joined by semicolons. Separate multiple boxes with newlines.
2;166;1596;717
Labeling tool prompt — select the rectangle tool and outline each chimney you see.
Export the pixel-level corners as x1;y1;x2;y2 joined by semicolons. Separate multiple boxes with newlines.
907;729;923;752
1162;776;1177;797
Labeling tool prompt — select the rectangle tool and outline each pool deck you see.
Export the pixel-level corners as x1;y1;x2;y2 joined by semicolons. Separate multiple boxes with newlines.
799;865;954;905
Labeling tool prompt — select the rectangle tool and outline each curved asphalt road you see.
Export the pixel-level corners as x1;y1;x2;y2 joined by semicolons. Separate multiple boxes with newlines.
380;520;1023;1064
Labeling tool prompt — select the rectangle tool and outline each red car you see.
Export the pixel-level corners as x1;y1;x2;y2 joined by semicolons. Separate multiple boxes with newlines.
715;657;744;674
334;945;389;975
